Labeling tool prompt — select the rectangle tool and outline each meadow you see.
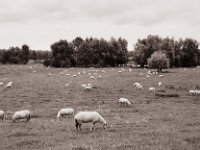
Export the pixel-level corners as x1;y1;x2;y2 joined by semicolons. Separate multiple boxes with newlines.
0;64;200;150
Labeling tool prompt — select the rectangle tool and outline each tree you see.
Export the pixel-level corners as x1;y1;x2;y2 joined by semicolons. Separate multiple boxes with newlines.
147;51;170;72
133;35;162;67
21;44;30;64
50;40;75;67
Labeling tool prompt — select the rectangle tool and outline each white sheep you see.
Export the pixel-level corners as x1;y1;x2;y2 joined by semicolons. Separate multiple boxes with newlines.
72;74;76;77
119;98;131;106
158;81;162;87
133;82;140;87
74;111;107;132
84;84;92;91
5;81;13;88
0;82;4;86
0;110;5;122
159;75;164;77
149;87;156;93
12;110;31;122
57;108;74;120
90;76;95;79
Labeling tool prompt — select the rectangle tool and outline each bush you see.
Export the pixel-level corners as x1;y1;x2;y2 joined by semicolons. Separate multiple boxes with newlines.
148;51;170;72
43;60;51;67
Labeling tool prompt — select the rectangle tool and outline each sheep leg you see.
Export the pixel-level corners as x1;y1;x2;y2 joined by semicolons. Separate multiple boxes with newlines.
79;124;82;131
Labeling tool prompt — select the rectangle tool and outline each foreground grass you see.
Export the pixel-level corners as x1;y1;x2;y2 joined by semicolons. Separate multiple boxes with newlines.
0;65;200;150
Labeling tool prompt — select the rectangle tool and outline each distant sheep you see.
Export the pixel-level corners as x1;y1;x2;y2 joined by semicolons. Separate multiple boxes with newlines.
90;76;95;79
0;82;4;86
5;81;13;88
57;108;74;120
12;110;31;122
149;87;156;93
119;98;131;106
158;82;162;86
159;75;164;77
84;84;92;91
0;110;5;122
189;90;200;96
72;74;76;77
74;111;107;132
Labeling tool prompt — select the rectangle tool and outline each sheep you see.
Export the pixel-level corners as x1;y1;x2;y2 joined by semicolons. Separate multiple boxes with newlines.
98;76;102;79
57;108;74;120
5;81;13;88
72;74;76;77
119;98;131;106
133;82;140;87
146;75;151;78
189;90;200;96
90;76;95;79
137;84;143;90
74;111;107;132
158;81;162;87
0;82;4;86
84;84;92;91
12;110;31;122
0;110;5;122
118;70;122;73
149;87;156;93
159;75;164;77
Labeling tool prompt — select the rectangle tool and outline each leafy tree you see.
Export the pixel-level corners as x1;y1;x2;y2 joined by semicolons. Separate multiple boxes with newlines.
133;35;162;67
51;40;75;67
21;44;30;64
147;51;170;72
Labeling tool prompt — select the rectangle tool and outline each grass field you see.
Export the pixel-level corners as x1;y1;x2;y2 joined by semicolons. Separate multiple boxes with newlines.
0;64;200;150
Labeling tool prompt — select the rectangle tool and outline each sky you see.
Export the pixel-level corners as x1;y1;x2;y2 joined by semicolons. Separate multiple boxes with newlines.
0;0;199;50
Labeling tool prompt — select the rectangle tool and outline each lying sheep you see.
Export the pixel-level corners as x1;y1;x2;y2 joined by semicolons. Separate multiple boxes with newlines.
0;110;5;122
74;111;107;132
5;81;13;88
149;87;156;93
57;108;74;120
12;110;31;122
119;98;131;106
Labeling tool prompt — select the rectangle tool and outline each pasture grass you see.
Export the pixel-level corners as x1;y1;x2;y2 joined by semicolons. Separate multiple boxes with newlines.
0;65;200;150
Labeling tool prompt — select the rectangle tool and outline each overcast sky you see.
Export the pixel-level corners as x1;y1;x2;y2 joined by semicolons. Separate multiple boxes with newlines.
0;0;199;50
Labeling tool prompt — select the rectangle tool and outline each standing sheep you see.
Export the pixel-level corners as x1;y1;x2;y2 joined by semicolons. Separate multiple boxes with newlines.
57;108;74;120
149;87;156;93
74;111;107;132
0;110;5;122
119;98;131;106
12;110;31;122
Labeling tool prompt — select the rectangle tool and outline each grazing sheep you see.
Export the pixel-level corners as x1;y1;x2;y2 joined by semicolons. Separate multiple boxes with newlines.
189;90;200;96
0;110;5;122
133;82;140;87
146;75;151;78
57;108;74;120
84;84;92;91
158;82;162;87
47;73;52;76
72;74;76;77
118;70;122;73
12;110;31;122
0;82;4;86
149;87;156;93
119;98;131;106
5;81;13;88
159;75;164;77
74;111;107;132
98;76;102;79
90;76;95;79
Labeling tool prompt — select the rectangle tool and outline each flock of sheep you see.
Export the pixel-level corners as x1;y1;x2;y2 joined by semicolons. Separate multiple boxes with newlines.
0;66;199;133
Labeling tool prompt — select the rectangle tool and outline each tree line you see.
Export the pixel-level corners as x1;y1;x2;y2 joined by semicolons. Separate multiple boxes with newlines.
47;37;128;67
0;35;199;69
0;45;51;65
133;35;200;68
